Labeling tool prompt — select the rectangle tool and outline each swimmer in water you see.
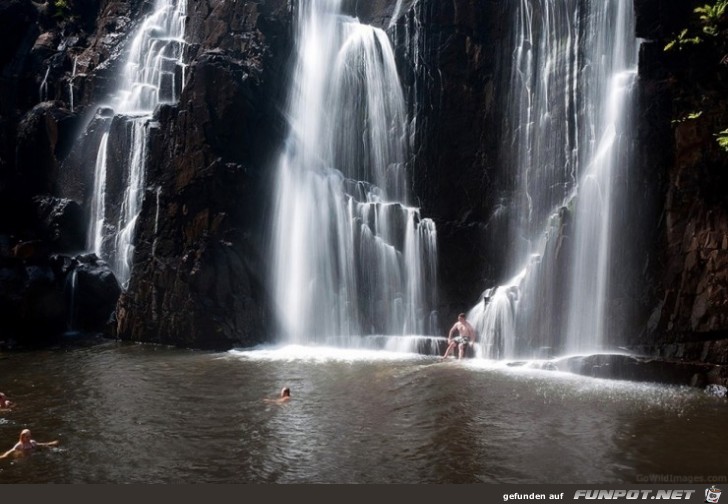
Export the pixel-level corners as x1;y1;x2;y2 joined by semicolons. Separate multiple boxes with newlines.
0;429;59;459
263;387;291;404
0;392;12;411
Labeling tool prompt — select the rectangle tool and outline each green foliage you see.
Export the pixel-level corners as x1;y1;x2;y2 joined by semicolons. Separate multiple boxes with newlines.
664;29;703;52
694;0;727;36
664;0;726;51
52;0;71;20
717;128;728;152
665;1;727;153
671;111;704;124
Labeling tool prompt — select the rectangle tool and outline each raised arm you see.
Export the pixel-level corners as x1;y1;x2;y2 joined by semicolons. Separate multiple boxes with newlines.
0;448;16;459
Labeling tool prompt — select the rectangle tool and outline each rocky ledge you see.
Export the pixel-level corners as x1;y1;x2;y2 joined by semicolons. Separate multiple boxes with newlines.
551;353;728;392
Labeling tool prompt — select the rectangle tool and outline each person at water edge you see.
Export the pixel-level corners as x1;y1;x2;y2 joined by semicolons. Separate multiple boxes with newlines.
0;392;12;410
442;313;477;359
0;429;59;459
264;387;291;404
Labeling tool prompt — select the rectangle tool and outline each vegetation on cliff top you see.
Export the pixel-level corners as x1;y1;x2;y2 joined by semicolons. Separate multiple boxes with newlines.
665;0;728;152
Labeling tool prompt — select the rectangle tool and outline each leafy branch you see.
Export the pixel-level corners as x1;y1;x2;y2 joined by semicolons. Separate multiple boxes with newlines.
671;111;704;124
664;1;727;51
51;0;72;20
664;1;727;152
695;0;728;36
664;28;702;51
717;128;728;152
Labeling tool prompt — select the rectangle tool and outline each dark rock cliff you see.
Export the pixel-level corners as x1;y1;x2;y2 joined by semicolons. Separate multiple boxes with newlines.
410;1;512;324
630;0;728;370
359;0;511;326
1;0;292;350
0;0;145;348
115;0;292;350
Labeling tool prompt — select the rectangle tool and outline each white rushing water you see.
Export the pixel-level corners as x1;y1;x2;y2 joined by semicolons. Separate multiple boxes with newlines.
271;0;437;346
69;56;78;113
65;268;79;331
88;132;109;255
39;65;50;102
86;0;187;288
470;0;639;358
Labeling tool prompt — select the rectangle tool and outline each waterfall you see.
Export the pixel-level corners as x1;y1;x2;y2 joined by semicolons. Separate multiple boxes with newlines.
151;185;162;259
564;0;638;353
39;65;50;102
69;56;78;113
88;132;109;254
389;0;406;29
65;268;79;331
390;0;427;161
86;0;187;288
472;0;639;358
271;0;437;346
469;269;526;360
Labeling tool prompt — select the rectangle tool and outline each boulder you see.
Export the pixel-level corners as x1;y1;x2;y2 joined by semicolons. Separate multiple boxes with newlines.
33;195;86;253
70;253;121;332
15;101;78;196
556;353;725;388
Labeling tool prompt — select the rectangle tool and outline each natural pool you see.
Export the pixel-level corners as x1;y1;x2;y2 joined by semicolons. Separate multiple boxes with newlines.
1;342;726;484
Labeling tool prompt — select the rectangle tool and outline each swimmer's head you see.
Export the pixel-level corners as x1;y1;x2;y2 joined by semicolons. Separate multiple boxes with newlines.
281;387;290;398
19;429;31;442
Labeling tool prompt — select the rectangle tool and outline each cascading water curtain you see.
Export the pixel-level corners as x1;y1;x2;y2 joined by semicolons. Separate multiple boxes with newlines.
87;0;187;288
563;0;638;354
470;0;638;359
271;0;437;347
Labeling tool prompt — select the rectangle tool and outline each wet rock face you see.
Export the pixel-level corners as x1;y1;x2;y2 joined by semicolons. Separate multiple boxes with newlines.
67;0;152;109
0;0;149;237
656;93;728;339
16;101;78;196
347;0;405;26
33;196;86;253
0;251;119;349
0;0;38;71
387;0;512;324
632;0;728;360
0;258;64;348
556;353;728;388
633;0;697;40
103;0;722;351
116;0;292;350
0;101;80;241
113;0;516;347
72;253;122;332
1;0;293;350
0;0;155;348
0;0;725;356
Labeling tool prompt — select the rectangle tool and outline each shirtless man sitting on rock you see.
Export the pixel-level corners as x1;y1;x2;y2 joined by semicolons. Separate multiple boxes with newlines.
442;313;477;360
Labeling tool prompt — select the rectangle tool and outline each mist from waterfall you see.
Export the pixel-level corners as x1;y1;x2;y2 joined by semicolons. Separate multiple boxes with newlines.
470;0;639;358
271;0;437;346
86;0;187;288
